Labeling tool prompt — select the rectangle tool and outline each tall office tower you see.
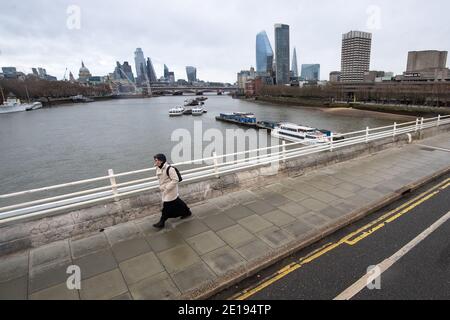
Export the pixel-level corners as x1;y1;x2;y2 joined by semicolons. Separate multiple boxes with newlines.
341;30;372;82
256;31;274;74
32;68;39;76
186;66;197;83
134;48;146;80
38;67;47;78
114;62;124;80
274;24;290;85
301;64;320;81
291;47;299;78
164;64;170;80
168;71;175;84
122;61;135;83
146;58;157;83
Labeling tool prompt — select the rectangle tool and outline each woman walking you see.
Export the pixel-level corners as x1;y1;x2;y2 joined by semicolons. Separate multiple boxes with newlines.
152;154;192;229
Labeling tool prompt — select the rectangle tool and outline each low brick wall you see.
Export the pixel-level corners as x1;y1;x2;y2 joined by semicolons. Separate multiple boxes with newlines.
1;125;449;256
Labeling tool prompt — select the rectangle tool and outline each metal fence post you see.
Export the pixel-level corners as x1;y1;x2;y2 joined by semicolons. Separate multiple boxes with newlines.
366;127;369;143
415;118;419;132
420;117;424;130
437;115;441;127
282;141;286;162
108;169;119;201
393;122;397;137
213;152;219;178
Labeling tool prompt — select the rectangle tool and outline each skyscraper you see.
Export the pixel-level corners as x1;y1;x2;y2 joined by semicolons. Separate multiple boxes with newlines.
301;64;320;81
134;48;146;80
122;61;135;83
146;57;157;83
341;31;372;82
38;68;47;78
186;66;197;83
114;61;135;82
168;72;175;84
164;65;170;80
114;62;122;80
274;24;290;85
256;31;274;74
291;47;299;78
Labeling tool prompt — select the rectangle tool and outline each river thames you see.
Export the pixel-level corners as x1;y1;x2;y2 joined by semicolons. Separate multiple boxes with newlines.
0;95;414;194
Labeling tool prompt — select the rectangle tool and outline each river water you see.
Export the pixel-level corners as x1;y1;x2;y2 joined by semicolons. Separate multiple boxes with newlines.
0;95;411;195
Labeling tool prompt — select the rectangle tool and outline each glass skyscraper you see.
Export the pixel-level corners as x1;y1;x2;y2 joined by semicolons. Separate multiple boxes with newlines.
122;61;135;83
186;66;197;83
256;31;274;74
291;47;299;78
146;58;157;83
134;48;146;80
274;24;290;85
164;65;170;80
301;64;320;81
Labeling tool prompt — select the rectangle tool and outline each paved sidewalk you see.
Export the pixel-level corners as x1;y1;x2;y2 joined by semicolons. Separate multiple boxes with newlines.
1;132;449;300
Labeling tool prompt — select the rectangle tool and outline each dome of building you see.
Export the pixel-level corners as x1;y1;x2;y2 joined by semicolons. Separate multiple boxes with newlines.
78;61;92;83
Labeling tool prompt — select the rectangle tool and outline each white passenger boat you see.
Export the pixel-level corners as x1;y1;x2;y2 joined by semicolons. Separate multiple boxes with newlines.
169;106;185;116
271;122;333;145
192;107;204;116
0;94;43;114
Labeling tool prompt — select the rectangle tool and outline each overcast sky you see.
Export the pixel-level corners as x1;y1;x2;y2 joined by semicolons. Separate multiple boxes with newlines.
1;0;449;83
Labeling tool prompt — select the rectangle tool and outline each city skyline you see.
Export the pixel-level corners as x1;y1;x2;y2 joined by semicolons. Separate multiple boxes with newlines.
1;0;449;83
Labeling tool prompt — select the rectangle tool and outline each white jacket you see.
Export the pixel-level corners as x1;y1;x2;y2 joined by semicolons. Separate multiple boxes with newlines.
156;162;179;202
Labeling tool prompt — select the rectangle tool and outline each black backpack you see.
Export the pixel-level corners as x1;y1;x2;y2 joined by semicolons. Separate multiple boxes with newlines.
166;165;183;182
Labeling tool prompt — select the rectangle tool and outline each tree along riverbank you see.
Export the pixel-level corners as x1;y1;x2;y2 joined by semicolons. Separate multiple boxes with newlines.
252;96;450;117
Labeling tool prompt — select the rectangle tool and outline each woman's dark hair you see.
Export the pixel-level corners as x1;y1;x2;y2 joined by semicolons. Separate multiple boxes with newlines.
153;154;167;162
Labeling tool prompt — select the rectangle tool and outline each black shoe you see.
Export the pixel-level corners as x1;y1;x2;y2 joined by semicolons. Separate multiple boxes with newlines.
153;221;165;229
180;211;192;220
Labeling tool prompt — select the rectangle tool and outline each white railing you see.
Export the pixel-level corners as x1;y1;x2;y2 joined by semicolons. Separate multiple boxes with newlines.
0;115;449;224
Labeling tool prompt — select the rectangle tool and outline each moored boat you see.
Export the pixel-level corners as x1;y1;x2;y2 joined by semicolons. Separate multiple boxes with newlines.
271;122;336;145
25;102;43;111
192;107;204;116
0;93;42;114
215;112;257;127
184;99;199;106
169;106;185;116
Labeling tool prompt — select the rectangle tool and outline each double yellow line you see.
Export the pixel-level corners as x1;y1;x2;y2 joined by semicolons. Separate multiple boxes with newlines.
231;178;450;300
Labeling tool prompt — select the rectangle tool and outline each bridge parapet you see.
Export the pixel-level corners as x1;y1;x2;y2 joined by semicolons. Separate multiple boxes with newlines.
0;116;449;256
